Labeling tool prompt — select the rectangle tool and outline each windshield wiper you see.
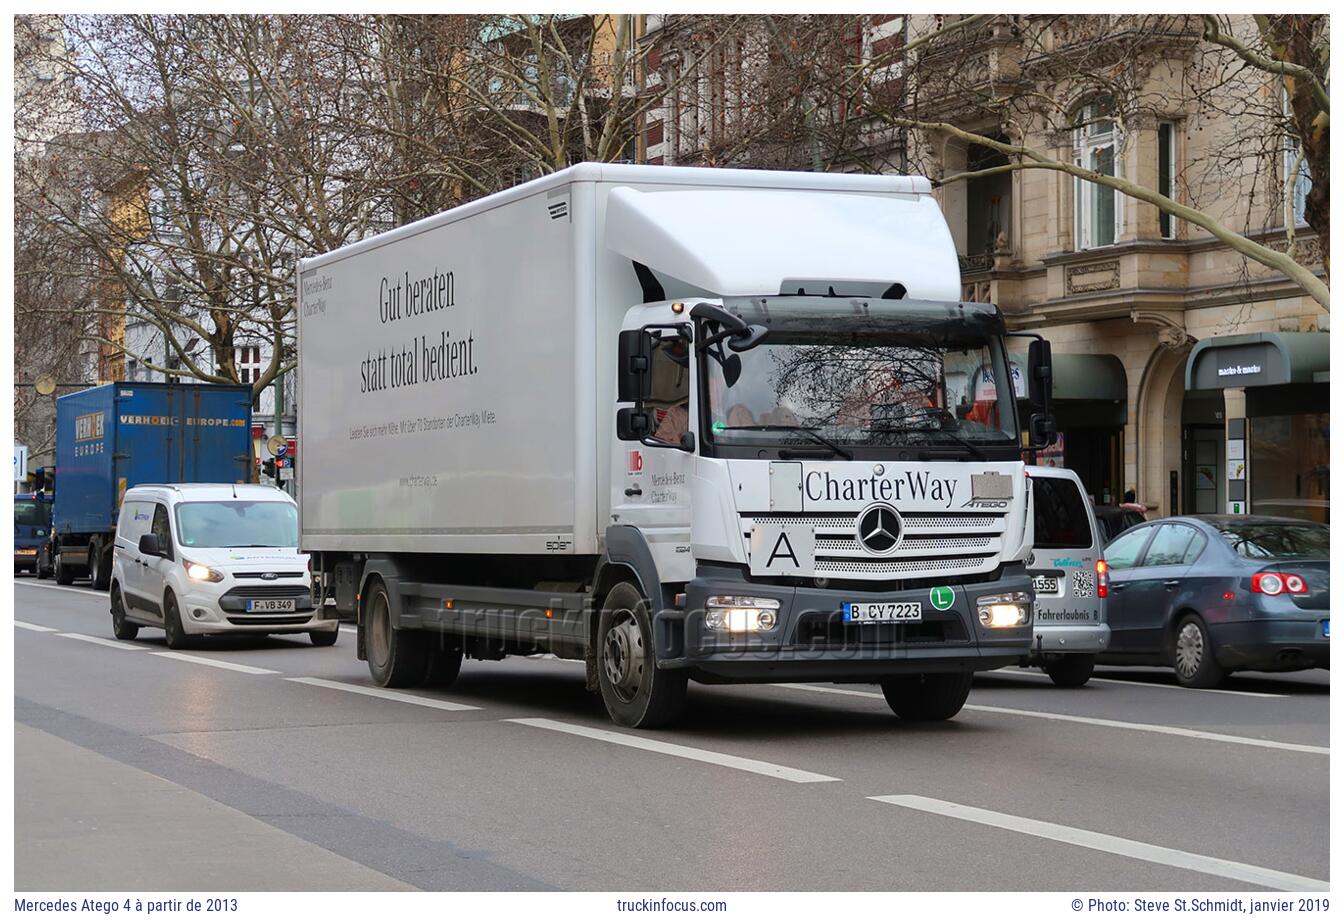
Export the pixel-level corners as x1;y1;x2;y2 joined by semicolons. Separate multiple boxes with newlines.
718;425;855;461
866;425;990;460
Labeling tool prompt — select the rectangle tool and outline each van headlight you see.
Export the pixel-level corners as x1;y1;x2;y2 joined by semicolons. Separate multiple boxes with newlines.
704;595;780;631
976;591;1030;628
182;559;225;583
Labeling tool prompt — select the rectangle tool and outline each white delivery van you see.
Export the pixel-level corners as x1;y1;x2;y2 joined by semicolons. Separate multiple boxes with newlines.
298;163;1059;727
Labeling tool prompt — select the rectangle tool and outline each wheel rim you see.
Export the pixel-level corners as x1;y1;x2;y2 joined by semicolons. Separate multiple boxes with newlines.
368;591;391;668
602;609;645;704
1175;622;1204;678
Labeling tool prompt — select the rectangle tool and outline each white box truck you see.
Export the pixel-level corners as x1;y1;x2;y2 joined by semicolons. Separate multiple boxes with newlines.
298;163;1057;727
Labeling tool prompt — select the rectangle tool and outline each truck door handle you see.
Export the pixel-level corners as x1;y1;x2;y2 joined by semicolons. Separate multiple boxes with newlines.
624;486;642;497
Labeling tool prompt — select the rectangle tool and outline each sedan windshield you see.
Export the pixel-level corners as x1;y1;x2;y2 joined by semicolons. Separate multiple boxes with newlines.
1219;523;1329;559
174;501;298;549
704;298;1019;451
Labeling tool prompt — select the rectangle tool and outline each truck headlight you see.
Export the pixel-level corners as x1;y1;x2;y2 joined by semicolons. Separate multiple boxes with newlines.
976;591;1030;628
182;559;225;583
705;595;780;631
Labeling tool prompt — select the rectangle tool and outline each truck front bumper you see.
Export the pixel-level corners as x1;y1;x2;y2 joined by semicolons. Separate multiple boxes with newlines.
658;565;1033;684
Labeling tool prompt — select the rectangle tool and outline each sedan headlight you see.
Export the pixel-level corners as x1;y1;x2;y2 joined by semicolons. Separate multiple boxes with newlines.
705;595;780;632
182;559;225;583
976;591;1030;628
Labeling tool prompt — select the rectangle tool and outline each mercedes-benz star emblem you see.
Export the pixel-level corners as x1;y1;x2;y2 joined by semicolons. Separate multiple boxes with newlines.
856;503;902;556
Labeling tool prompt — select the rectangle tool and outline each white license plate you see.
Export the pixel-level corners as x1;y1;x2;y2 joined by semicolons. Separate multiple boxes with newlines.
1032;575;1059;595
246;598;296;612
843;602;922;623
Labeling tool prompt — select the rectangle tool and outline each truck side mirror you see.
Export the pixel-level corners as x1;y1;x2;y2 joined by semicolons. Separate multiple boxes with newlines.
33;468;47;492
138;533;162;557
617;330;653;403
1030;413;1058;448
616;407;653;441
1028;338;1053;414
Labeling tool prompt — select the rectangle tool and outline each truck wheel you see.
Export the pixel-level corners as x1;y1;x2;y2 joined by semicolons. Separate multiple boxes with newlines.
1174;614;1226;689
163;593;191;649
423;637;464;687
309;629;339;647
880;672;973;721
364;579;429;688
90;541;112;592
111;587;139;640
1044;654;1096;688
54;551;75;586
596;582;687;728
36;546;52;580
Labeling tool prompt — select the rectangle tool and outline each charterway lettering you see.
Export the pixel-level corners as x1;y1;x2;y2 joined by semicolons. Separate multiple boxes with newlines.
804;470;959;507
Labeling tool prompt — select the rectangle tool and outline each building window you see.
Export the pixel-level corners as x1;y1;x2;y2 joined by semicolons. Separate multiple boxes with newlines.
237;345;262;411
1073;100;1121;250
1158;121;1177;239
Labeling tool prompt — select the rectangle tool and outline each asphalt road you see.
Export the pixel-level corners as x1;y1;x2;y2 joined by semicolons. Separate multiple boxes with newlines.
13;576;1330;892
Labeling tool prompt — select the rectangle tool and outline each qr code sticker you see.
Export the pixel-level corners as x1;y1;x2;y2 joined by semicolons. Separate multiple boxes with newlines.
1072;570;1095;598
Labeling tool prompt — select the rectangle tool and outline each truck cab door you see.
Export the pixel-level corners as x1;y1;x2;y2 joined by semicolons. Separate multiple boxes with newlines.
612;331;694;584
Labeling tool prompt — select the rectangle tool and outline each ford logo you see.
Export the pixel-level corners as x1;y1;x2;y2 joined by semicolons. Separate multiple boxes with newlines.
260;572;279;581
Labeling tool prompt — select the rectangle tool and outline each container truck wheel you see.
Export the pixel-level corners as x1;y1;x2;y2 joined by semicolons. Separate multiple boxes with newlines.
54;551;75;586
36;545;53;580
364;579;429;688
1043;654;1095;687
596;583;687;728
163;593;191;649
110;586;139;640
89;540;112;592
880;672;973;722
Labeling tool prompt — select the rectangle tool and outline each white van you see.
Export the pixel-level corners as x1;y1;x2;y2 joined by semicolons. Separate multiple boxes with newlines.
110;483;338;648
1024;466;1110;685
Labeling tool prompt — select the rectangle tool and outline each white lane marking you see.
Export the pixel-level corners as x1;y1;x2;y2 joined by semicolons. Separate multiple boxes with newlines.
977;669;1287;699
507;717;841;784
57;632;146;650
285;677;480;711
773;683;1328;756
15;581;104;598
339;625;357;634
150;651;279;675
871;794;1328;892
15;621;58;632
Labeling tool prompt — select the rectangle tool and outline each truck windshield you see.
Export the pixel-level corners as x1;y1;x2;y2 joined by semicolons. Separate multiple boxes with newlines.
702;298;1019;452
14;500;48;528
174;501;298;549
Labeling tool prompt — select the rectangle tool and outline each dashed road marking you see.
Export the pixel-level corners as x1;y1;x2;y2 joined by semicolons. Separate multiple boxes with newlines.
151;651;279;675
773;683;1327;755
870;794;1328;891
506;717;841;784
285;676;480;711
15;581;104;598
57;632;146;650
977;669;1288;699
15;621;58;632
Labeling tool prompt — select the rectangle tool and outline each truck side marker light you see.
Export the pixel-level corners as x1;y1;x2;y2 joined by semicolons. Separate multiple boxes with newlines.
545;608;553;618
444;599;454;609
674;593;687;608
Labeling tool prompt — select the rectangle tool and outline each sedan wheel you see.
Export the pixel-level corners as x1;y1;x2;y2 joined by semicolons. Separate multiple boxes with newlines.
1173;614;1226;689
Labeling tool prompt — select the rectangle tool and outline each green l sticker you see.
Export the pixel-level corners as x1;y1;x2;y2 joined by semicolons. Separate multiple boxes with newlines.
930;586;955;610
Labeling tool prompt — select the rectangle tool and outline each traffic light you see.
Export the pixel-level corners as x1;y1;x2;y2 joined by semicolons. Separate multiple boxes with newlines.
262;458;277;479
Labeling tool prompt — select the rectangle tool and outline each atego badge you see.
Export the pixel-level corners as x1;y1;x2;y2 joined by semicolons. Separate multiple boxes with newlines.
749;524;816;577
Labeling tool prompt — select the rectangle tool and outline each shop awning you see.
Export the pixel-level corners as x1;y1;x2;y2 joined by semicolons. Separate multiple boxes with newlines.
1186;332;1330;391
1053;353;1128;402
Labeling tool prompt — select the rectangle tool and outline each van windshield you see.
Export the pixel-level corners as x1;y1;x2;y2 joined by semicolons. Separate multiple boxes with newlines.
174;501;298;549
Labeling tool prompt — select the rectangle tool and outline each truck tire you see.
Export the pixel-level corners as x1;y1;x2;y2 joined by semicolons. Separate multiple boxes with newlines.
596;582;687;728
1044;654;1095;688
111;586;139;640
309;629;339;647
364;579;430;688
163;593;191;650
54;551;75;585
880;672;973;721
423;639;464;687
36;545;52;580
90;541;111;592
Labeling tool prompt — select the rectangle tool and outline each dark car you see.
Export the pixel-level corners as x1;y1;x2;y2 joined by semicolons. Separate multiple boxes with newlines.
1093;504;1147;542
14;492;53;575
1100;515;1329;687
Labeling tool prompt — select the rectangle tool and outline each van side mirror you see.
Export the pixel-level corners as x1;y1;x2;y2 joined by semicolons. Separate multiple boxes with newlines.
138;533;162;557
617;329;653;403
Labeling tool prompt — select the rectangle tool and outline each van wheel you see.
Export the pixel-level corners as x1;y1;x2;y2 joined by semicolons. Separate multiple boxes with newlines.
1174;614;1226;689
111;586;139;640
309;629;338;647
163;593;190;649
596;582;687;728
54;551;75;585
364;579;429;687
1044;654;1095;687
880;672;973;721
90;540;111;591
